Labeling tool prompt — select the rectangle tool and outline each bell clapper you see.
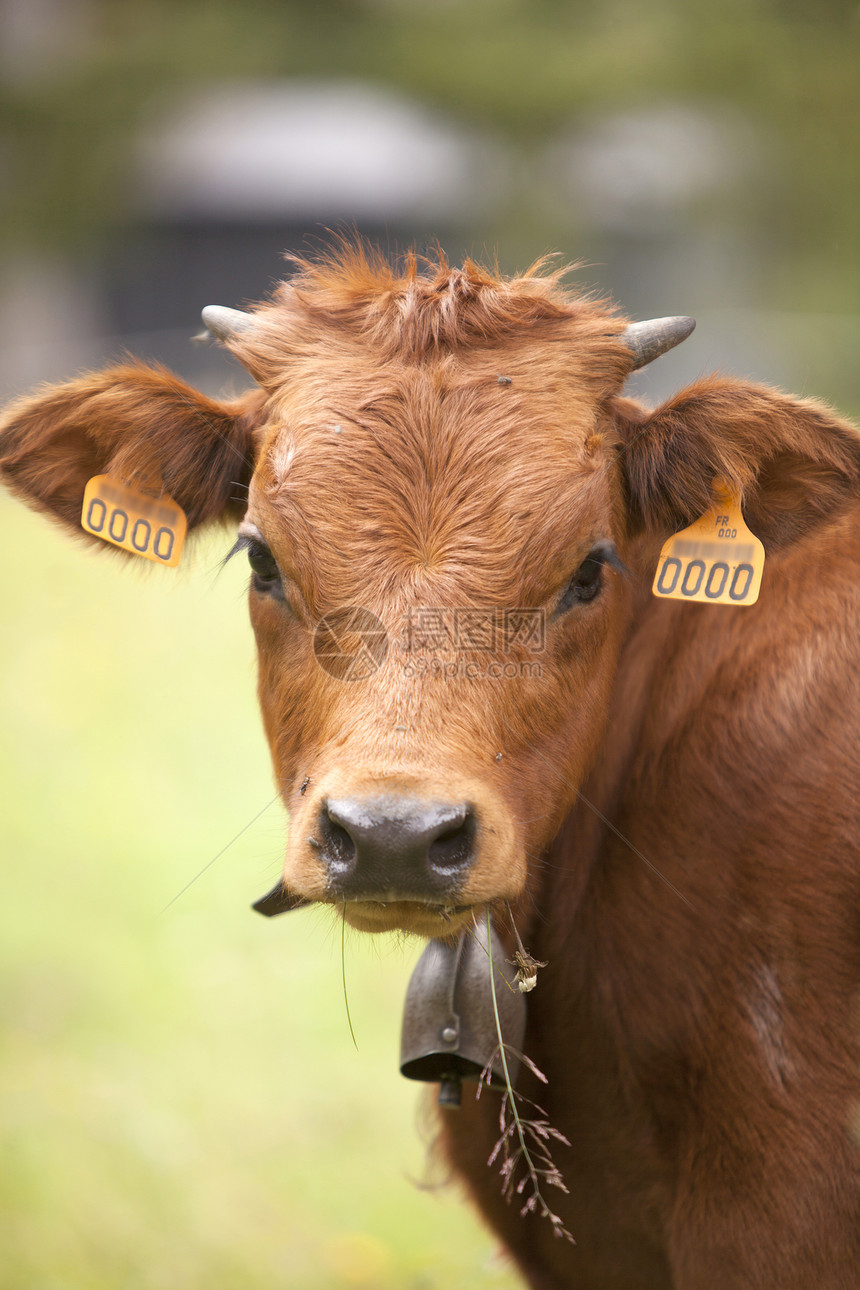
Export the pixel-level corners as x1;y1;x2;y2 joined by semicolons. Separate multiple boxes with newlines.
438;1071;463;1109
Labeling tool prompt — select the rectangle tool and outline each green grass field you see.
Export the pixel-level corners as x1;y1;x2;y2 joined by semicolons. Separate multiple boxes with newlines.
0;496;521;1290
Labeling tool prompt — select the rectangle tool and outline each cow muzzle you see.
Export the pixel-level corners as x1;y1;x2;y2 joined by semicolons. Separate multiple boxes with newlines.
318;794;477;904
281;773;523;934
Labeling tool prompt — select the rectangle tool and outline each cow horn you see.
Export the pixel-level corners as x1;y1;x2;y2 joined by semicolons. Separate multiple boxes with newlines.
621;316;696;370
201;304;258;342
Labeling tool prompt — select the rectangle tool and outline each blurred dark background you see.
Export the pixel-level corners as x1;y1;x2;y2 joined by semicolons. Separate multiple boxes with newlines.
0;0;858;411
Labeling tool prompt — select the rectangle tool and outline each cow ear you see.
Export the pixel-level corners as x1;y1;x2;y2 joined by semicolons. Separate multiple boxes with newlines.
0;362;264;547
615;378;860;549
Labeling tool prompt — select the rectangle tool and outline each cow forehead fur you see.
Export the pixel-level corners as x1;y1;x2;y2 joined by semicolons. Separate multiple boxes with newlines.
229;250;633;613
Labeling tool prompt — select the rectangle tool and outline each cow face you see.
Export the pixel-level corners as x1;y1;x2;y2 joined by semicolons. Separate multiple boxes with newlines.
239;352;627;936
200;257;696;937
0;251;694;938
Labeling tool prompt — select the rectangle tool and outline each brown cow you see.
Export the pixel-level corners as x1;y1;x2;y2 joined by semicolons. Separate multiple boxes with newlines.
3;246;860;1288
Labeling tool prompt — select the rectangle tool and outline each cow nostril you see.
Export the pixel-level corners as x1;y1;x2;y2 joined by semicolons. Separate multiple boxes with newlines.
427;811;476;877
319;806;357;876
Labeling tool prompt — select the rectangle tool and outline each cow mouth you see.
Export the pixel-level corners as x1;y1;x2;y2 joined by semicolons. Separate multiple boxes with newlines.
337;898;476;936
251;881;475;934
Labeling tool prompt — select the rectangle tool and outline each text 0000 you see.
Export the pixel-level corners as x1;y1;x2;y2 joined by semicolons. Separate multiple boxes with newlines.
85;497;176;562
656;558;754;601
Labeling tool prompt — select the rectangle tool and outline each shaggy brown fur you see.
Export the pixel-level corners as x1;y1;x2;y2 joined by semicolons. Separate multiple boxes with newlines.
3;247;860;1288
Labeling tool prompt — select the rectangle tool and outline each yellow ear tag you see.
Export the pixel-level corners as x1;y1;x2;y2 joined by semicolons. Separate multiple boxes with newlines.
652;480;765;606
81;475;187;567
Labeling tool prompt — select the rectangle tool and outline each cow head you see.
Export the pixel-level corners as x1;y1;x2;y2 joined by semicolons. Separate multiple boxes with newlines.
210;268;695;937
6;249;855;938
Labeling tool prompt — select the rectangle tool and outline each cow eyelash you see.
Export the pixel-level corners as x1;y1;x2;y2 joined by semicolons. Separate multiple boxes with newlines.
224;533;254;566
556;541;629;614
225;534;285;600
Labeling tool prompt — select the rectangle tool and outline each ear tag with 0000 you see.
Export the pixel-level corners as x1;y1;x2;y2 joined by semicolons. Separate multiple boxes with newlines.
81;474;187;567
652;480;765;607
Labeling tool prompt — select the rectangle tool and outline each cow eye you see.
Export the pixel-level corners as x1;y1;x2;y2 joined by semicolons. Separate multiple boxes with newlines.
247;539;283;595
557;546;608;613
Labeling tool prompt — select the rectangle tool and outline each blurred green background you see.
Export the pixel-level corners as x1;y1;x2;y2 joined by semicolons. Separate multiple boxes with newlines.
0;1;858;1287
0;503;510;1290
